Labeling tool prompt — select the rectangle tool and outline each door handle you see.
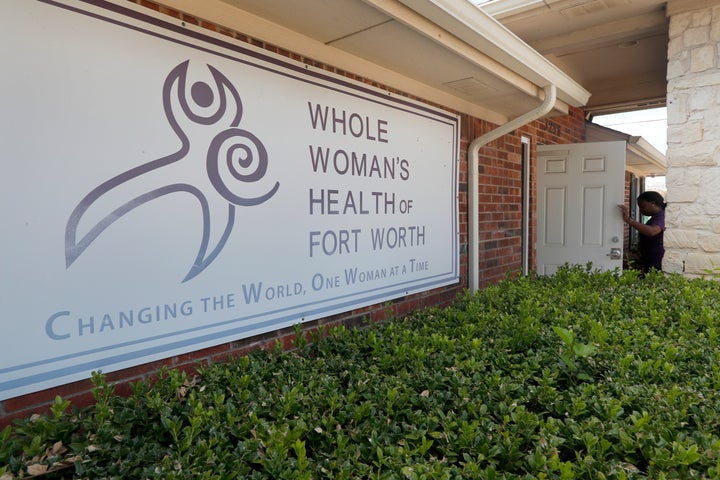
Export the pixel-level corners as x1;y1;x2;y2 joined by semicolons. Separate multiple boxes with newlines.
607;248;622;260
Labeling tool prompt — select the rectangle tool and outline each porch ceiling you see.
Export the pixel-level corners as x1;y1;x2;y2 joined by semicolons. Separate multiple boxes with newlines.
480;0;668;116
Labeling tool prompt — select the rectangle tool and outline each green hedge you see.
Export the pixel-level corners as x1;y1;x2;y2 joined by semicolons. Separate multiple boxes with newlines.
4;266;720;479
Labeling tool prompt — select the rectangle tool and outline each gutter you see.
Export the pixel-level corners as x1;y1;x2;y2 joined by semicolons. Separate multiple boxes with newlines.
468;84;557;293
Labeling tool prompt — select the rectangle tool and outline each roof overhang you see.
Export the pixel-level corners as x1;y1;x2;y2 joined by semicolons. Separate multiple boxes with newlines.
395;0;591;108
626;136;667;178
585;122;667;177
154;0;590;124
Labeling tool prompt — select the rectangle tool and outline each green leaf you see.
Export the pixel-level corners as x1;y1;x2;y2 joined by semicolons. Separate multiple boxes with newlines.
552;326;575;347
573;342;596;357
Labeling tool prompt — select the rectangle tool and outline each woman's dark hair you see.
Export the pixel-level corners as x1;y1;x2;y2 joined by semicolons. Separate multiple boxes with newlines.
637;191;667;209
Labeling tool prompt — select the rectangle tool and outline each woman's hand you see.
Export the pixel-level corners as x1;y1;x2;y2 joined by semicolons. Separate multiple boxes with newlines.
618;204;630;223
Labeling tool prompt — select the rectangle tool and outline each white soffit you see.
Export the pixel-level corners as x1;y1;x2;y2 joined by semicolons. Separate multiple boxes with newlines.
154;0;590;123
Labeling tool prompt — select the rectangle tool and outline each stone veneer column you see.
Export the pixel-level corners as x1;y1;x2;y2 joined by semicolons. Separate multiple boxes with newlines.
664;1;720;276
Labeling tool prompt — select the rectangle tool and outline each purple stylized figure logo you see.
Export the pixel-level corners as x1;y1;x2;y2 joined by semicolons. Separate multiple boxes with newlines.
65;61;279;281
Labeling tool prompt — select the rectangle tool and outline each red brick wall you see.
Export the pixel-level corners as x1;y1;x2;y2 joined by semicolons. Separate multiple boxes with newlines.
0;0;587;428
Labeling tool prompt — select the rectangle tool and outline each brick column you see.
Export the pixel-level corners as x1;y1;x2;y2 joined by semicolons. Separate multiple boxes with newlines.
664;1;720;276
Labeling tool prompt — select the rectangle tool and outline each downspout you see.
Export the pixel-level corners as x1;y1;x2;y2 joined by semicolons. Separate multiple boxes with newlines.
468;84;556;293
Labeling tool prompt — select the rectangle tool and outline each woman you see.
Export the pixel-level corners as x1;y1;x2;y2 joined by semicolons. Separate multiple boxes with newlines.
619;191;666;273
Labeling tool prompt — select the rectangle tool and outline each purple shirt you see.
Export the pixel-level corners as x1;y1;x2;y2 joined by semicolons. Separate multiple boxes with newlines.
638;209;665;271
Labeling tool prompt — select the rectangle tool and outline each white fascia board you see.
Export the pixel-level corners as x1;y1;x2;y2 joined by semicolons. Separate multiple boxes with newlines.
397;0;591;107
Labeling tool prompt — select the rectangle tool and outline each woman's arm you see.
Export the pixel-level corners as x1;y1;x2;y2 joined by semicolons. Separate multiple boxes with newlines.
627;218;662;237
618;204;662;237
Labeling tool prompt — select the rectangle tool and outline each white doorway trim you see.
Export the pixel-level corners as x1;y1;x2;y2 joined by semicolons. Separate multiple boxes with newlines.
521;136;531;275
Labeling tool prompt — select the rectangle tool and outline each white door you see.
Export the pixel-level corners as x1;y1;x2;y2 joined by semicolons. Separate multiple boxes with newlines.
536;141;626;275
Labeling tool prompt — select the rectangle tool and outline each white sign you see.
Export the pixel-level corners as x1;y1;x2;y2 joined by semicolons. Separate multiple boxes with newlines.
0;0;459;399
